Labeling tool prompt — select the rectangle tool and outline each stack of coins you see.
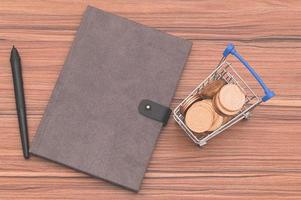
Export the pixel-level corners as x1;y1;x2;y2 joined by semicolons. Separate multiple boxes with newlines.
180;94;202;115
182;80;246;134
213;84;246;116
184;99;224;134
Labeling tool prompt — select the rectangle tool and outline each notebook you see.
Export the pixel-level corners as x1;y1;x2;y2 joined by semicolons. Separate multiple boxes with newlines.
30;6;192;191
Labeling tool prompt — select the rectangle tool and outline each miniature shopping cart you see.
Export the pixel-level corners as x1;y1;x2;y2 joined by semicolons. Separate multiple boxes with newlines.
173;44;275;147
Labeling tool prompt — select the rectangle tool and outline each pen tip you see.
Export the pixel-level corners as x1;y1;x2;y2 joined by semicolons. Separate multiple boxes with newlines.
11;45;18;53
10;45;20;59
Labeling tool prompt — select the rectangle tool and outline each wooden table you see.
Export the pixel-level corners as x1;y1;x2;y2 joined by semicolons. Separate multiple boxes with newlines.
0;1;300;199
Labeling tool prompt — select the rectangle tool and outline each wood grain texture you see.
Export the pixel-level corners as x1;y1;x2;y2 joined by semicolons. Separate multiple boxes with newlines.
0;0;300;199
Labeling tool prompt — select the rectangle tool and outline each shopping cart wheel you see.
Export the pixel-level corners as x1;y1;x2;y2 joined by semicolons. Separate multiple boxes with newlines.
243;112;251;120
198;141;207;147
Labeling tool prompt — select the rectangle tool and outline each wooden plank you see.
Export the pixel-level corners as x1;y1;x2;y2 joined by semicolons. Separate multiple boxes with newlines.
0;0;301;199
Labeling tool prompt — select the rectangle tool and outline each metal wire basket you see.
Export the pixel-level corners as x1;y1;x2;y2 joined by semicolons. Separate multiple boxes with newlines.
173;44;275;147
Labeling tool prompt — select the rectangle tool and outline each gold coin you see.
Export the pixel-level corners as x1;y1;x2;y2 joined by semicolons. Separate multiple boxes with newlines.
201;79;226;98
185;101;214;133
218;84;246;111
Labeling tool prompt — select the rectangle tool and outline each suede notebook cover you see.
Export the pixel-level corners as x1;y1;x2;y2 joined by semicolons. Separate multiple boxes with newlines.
30;6;192;191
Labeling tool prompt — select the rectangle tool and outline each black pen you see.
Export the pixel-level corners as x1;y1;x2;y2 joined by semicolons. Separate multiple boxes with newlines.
10;46;30;159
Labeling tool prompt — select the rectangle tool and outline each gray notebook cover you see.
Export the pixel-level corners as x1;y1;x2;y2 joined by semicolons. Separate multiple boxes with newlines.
30;6;192;191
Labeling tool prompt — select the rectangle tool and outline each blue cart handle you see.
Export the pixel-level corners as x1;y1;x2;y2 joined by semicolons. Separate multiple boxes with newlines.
223;44;275;102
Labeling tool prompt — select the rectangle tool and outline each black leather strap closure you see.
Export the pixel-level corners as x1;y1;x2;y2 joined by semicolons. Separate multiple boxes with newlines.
138;99;171;126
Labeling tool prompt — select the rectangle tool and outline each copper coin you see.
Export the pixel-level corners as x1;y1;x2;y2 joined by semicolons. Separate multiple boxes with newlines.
222;115;232;125
218;84;246;112
180;94;202;115
212;95;227;116
215;93;239;116
185;101;214;133
201;99;224;132
201;79;226;98
198;99;215;113
208;114;223;131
